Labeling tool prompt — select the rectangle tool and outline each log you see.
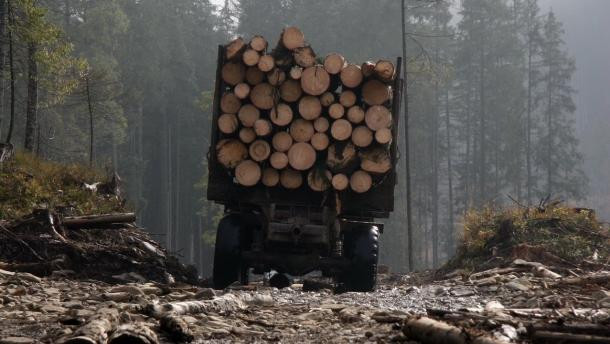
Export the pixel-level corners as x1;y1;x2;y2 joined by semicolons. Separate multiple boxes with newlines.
362;79;392;105
290;119;315;142
216;139;248;169
326;142;358;173
351;125;374;148
339;90;357;108
108;323;158;344
64;308;119;344
331;174;349;191
294;46;316;68
301;65;330;96
329;103;345;119
245;66;265;85
299;96;322;120
307;168;332;192
234;83;251;99
220;93;241;114
330;119;353;141
324;53;346;75
239;128;256;144
347;106;365;124
267;68;286;86
281;26;305;50
242;49;260;67
375;127;393;144
250;83;278;110
319;92;335;107
289;66;303;80
270;103;293;126
374;60;396;82
280;169;303;189
218;113;239;134
340;64;363;88
262;168;280;187
221;62;246;86
63;213;137;229
403;317;505;344
254;119;272;137
225;37;246;61
238;104;260;127
249;140;271;162
250;35;268;52
311;132;329;151
314;117;330;133
279;79;302;102
257;54;275;72
235;160;261;186
365;105;392;131
361;61;376;78
146;294;250;318
288;142;316;171
159;315;194;343
270;152;289;169
531;331;610;344
272;131;293;152
350;170;372;193
360;147;392;174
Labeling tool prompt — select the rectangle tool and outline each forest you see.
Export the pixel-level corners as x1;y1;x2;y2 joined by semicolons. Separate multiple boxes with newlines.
0;0;587;275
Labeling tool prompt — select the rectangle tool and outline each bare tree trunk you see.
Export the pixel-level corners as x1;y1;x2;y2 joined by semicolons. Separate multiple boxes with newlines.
0;0;6;140
85;74;94;166
445;87;454;255
526;17;533;205
5;0;14;145
24;43;39;152
477;32;487;206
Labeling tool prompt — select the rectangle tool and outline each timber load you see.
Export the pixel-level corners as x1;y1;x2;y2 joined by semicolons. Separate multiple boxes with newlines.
213;27;400;196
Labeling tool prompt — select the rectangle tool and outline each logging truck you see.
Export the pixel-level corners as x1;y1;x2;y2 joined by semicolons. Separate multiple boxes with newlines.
207;28;402;292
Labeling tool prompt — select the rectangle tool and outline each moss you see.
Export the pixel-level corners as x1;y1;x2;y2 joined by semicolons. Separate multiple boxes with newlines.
0;152;125;220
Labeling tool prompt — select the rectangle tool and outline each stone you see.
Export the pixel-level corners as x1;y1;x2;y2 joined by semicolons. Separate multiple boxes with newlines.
505;281;529;291
485;301;505;313
450;287;476;297
41;304;67;313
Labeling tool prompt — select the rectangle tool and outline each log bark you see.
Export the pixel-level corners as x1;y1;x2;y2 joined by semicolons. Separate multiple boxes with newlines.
290;119;315;142
351;125;373;148
250;83;278;110
254;119;272;137
340;64;363;88
245;66;265;85
347;106;365;124
311;132;329;151
330;119;353;141
270;103;293;126
159;315;194;343
235;160;261;186
64;308;119;344
301;65;330;96
329;103;345;119
350;170;372;193
238;104;260;127
331;174;349;191
308;168;332;192
272;131;293;152
281;26;305;50
218;113;238;134
257;54;275;72
220;93;241;114
270;152;289;169
242;49;260;67
239;128;256;144
289;66;303;80
262;168;280;187
362;79;392;105
147;294;250;318
288;142;316;171
267;68;286;86
374;60;396;82
108;323;158;344
299;96;322;120
63;213;137;229
360;147;392;174
280;169;303;189
221;62;246;86
320;92;335;107
225;37;246;61
361;61;376;78
324;53;346;75
365;105;392;131
234;83;251;99
250;35;268;52
249;140;271;162
403;317;505;344
339;90;357;108
216;139;248;169
375;127;393;144
314;117;329;133
327;142;358;173
294;46;316;68
279;79;302;102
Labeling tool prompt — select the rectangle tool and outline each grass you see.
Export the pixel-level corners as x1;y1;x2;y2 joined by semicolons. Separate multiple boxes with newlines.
0;152;125;221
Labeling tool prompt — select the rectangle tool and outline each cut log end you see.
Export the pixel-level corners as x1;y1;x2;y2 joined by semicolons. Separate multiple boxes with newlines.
267;68;286;86
270;103;294;126
250;83;278;110
281;26;305;50
246;67;265;85
339;90;357;108
235;160;261;186
329;103;345;119
360;147;391;174
225;37;246;61
294;46;316;68
301;66;330;96
350;170;372;193
314;117;330;133
250;35;268;52
330;119;353;141
254;119;273;137
347;106;365;124
218;113;239;134
249;140;271;162
280;169;303;189
374;60;396;82
351;125;374;148
324;53;346;75
242;49;260;67
362;79;392;106
234;83;251;99
238;104;260;127
272;131;293;152
220;93;242;114
365;105;392;131
288;142;316;171
262;168;280;187
279;79;302;103
290;119;315;143
270;152;289;170
311;132;329;151
340;64;363;88
375;128;393;144
331;174;349;191
299;96;322;120
258;55;275;72
216;139;248;169
319;92;335;107
289;66;303;80
221;62;246;86
239;128;256;144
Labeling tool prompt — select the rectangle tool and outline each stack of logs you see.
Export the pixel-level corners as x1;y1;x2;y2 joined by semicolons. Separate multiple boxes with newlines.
216;26;396;194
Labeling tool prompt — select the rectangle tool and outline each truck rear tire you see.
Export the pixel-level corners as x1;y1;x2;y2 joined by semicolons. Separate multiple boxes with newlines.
340;225;379;292
213;214;249;289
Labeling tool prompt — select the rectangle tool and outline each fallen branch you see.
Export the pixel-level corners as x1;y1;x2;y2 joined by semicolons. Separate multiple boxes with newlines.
63;213;136;229
108;323;158;344
64;308;119;344
532;331;610;344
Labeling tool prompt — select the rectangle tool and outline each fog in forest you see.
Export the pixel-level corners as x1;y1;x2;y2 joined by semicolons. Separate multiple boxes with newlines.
0;0;608;275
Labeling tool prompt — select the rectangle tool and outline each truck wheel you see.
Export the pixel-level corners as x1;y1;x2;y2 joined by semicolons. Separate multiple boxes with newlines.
213;214;249;289
340;226;379;292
